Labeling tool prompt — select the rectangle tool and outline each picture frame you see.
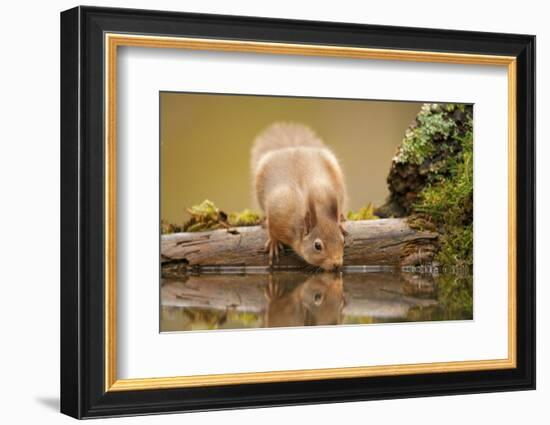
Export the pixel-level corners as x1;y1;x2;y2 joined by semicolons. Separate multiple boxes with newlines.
60;5;535;419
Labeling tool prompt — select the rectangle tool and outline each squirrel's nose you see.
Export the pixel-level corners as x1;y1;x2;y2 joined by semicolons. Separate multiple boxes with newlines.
333;262;342;270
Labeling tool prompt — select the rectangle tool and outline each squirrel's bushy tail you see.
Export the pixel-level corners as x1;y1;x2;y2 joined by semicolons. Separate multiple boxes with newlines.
251;122;325;174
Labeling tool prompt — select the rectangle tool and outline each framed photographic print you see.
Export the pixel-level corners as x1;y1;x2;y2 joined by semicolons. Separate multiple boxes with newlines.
60;6;536;419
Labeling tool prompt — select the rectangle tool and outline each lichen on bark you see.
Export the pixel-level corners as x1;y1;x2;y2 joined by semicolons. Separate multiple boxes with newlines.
377;103;473;268
377;103;473;218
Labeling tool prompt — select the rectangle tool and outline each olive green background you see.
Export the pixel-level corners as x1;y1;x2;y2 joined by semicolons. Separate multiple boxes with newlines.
161;92;421;224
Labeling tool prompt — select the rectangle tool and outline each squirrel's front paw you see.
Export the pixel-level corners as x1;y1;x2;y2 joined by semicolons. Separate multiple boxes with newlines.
265;274;284;299
339;222;349;237
264;238;283;266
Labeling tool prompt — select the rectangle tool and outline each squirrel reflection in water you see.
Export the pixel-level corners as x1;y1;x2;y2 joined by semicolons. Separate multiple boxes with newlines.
264;273;346;328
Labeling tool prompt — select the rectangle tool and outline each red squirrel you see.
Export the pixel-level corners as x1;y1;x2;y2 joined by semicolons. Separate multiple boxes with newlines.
251;122;348;271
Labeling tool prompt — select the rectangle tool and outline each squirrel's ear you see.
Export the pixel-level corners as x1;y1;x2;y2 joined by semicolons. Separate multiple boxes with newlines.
327;196;339;220
304;211;312;235
304;197;317;235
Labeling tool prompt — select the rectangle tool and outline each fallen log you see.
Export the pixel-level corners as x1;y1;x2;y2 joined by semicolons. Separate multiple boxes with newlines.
161;218;438;273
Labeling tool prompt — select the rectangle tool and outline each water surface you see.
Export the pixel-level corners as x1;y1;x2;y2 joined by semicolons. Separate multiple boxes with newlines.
160;270;472;332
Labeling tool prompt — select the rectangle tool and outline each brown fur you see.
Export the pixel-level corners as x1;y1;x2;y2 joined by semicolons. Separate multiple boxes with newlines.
251;122;348;270
265;273;345;327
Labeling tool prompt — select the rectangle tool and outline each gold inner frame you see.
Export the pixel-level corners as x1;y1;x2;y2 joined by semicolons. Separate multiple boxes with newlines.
104;33;517;392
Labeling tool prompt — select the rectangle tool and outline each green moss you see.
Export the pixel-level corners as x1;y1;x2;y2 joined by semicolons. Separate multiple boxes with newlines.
381;103;473;217
228;209;261;227
434;273;473;320
165;200;382;234
161;306;263;331
413;117;473;268
347;203;379;221
405;274;473;322
182;199;227;232
342;316;375;325
161;220;184;235
161;200;261;234
406;214;437;232
225;311;262;328
385;102;474;267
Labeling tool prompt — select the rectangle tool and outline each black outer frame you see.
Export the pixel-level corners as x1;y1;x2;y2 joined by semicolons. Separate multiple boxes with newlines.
60;5;536;419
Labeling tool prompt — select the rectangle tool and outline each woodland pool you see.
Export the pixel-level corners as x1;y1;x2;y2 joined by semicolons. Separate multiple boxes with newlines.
160;269;472;332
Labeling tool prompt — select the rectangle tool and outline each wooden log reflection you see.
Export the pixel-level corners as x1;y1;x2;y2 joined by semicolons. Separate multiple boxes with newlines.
161;272;439;331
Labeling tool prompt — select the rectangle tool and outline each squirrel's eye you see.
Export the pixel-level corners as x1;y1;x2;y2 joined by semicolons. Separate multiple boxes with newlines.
313;292;323;305
314;240;323;251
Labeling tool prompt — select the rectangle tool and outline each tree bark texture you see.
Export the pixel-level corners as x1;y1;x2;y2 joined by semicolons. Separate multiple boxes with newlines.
161;218;438;273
